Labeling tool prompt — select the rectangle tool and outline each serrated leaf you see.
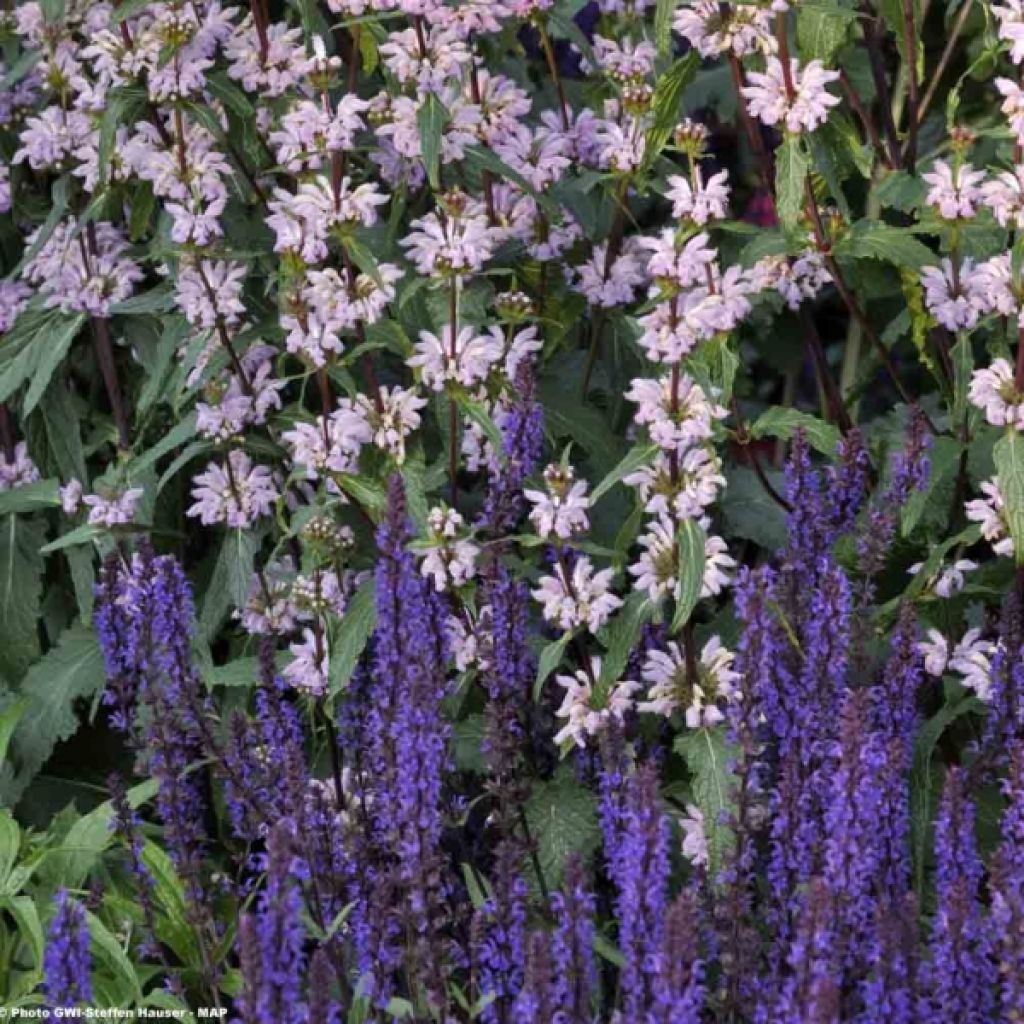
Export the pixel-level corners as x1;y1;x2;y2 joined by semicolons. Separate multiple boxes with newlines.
22;313;84;414
675;726;734;877
836;222;936;270
671;519;706;634
328;578;377;696
199;528;262;643
775;139;808;230
127;412;198;478
417;93;450;191
995;431;1024;566
644;53;700;169
524;765;601;888
749;406;841;455
12;178;70;278
4;626;106;804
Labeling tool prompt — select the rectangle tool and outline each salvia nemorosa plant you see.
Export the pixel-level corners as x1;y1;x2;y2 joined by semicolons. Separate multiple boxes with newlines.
0;0;1022;1020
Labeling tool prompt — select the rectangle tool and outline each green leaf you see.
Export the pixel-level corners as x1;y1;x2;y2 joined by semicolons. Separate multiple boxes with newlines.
722;466;788;552
205;70;255;119
22;314;84;414
0;479;59;516
1;895;43;973
644;53;700;169
775;138;809;230
0;812;20;890
994;431;1024;567
44;779;158;890
537;377;624;477
796;2;855;62
910;696;983;892
597;592;650;697
328;578;377;696
457;395;505;460
86;910;142;1004
463;147;562;220
39;522;100;555
0;516;45;685
0;698;28;766
127;412;198;478
875;169;926;212
199;528;263;643
524;764;601;888
38;374;87;481
835;222;937;270
534;631;573;702
591;443;658;504
4;626;107;804
671;518;706;634
417;93;450;191
655;0;679;56
749;406;841;456
675;726;735;877
12;178;70;277
901;435;961;537
452;716;486;774
140;840;198;964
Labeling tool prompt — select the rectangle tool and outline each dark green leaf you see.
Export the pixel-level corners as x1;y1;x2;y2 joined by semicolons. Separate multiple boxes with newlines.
675;726;735;877
199;529;263;643
0;479;58;516
328;578;377;696
749;406;841;455
534;631;573;702
524;764;601;887
4;626;106;804
0;516;45;685
835;222;936;270
591;443;658;503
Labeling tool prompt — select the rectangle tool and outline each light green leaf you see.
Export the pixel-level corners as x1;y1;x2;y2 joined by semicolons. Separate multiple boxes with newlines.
796;2;855;62
775;138;809;230
2;895;43;973
655;0;679;55
671;519;706;634
86;910;142;1004
417;93;450;191
994;431;1024;566
644;53;700;169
